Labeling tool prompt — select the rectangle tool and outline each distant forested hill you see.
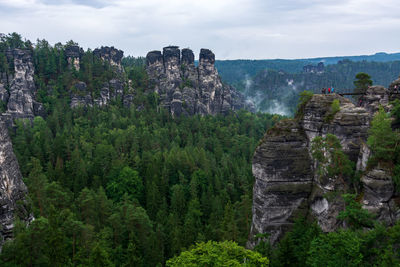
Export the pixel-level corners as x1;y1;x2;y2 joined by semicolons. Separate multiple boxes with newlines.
215;52;400;84
239;60;400;115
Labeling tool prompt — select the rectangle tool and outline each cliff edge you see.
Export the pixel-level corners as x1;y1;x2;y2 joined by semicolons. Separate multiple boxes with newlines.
248;87;400;247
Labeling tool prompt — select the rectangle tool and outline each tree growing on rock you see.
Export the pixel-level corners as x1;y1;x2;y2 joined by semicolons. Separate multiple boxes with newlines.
367;106;398;166
353;72;372;100
311;134;354;185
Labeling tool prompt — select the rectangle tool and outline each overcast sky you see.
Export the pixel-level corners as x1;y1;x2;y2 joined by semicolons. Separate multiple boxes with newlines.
0;0;399;59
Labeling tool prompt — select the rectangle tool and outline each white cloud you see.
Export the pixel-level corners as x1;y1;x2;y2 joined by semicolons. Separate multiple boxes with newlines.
0;0;399;59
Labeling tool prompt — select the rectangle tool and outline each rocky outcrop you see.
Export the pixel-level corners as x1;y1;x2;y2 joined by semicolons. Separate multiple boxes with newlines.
0;48;38;248
69;46;135;108
93;46;124;73
0;49;44;123
69;78;132;109
65;45;83;71
0;120;32;248
361;167;399;225
146;46;252;116
251;119;313;244
248;92;398;247
360;85;390;115
389;76;400;102
303;62;324;73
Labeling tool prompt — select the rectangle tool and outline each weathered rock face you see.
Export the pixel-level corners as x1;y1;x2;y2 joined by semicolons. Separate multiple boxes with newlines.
65;45;83;71
388;76;400;102
0;49;44;124
93;46;124;73
146;46;252;116
0;49;39;248
248;92;398;247
302;94;370;162
360;85;390;115
69;46;134;109
0;120;32;248
361;167;398;225
70;78;130;109
303;62;324;73
251;119;313;244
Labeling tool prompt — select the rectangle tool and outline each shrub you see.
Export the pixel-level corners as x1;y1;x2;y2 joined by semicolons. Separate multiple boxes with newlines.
324;99;340;122
295;91;313;119
166;241;269;266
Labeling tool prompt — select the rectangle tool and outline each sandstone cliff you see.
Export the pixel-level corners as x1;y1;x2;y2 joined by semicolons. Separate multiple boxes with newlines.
68;46;135;109
0;48;37;249
146;46;252;116
249;87;400;247
0;49;44;124
0;120;32;248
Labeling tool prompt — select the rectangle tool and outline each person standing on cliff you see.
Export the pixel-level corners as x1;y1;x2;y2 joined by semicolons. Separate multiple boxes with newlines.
331;87;334;93
322;88;326;94
328;87;331;94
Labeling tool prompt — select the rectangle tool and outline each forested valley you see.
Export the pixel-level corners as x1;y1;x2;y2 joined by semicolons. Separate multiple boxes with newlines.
0;33;276;266
1;33;400;267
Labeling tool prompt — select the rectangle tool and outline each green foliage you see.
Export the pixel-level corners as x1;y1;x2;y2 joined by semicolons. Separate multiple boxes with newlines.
228;60;400;115
391;99;400;126
126;65;148;91
271;219;321;267
216;55;400;85
307;230;364;267
0;99;6;113
3;90;275;266
311;134;354;183
106;166;144;203
367;106;398;167
353;72;373;93
5;33;400;267
324;99;340;122
166;241;269;266
254;233;272;259
256;220;400;267
353;72;373;101
295;90;313;119
337;194;374;229
0;32;30;50
121;56;146;68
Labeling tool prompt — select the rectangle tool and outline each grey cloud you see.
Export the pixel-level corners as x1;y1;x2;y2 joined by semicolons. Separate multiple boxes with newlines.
0;0;399;59
40;0;110;8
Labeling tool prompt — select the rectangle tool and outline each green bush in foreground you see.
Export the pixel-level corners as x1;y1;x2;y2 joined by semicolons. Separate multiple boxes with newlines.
166;241;269;267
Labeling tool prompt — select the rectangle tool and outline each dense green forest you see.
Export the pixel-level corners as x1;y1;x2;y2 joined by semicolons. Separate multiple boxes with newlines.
1;33;400;266
0;33;277;266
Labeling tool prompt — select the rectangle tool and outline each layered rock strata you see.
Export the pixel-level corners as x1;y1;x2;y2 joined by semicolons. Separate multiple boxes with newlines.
0;120;32;248
146;46;252;116
249;91;399;247
251;119;313;244
0;48;39;248
0;49;44;124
